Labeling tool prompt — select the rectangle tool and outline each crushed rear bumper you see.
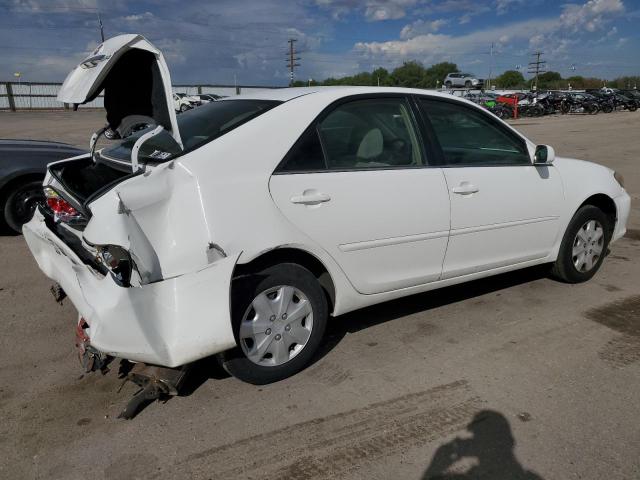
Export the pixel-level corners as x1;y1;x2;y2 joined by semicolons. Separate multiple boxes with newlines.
23;209;238;367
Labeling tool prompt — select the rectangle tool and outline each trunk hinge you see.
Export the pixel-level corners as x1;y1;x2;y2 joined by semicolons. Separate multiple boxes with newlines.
131;125;164;173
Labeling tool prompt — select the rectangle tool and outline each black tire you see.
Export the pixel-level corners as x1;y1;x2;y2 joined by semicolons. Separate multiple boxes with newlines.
551;205;611;283
465;80;472;88
601;103;613;114
220;263;328;385
3;179;44;234
628;103;637;112
560;102;570;114
444;81;452;88
180;103;189;112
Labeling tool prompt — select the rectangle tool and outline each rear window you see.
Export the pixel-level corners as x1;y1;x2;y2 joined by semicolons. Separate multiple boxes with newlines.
101;99;280;162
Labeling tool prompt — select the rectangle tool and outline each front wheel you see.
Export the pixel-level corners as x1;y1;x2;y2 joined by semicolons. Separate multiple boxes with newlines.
220;263;328;384
601;103;613;113
551;205;611;283
628;103;637;112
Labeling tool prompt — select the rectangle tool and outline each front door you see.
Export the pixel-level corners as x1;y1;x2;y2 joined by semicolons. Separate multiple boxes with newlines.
417;97;564;279
270;96;451;294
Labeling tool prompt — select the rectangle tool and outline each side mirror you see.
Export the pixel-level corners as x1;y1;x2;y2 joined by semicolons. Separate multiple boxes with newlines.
534;144;555;165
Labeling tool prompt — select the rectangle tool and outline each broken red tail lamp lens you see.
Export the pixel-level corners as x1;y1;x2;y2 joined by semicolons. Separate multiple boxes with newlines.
43;187;83;222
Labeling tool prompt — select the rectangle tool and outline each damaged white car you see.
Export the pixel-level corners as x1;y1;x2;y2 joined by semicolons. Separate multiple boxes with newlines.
24;35;630;394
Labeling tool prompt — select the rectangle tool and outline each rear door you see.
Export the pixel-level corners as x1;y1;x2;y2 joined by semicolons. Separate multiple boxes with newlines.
417;97;564;279
269;95;451;295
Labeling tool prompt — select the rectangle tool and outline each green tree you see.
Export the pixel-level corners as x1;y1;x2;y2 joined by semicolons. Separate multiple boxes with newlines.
566;75;585;89
391;61;428;88
371;67;392;86
495;70;525;88
424;62;458;88
535;71;562;89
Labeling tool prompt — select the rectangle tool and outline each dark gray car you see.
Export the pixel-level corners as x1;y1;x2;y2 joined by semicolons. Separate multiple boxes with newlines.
0;139;86;233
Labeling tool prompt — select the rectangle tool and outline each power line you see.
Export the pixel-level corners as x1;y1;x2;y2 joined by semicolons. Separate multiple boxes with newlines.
286;38;300;86
527;51;546;90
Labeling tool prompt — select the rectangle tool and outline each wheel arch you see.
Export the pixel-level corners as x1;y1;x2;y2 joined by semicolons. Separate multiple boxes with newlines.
0;171;45;202
578;193;617;234
233;246;337;314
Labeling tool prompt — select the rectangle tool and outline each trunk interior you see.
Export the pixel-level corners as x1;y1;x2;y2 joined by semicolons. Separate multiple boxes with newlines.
49;157;132;208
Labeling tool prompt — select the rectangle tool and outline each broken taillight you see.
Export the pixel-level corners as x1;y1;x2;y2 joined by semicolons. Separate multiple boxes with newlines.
44;187;83;222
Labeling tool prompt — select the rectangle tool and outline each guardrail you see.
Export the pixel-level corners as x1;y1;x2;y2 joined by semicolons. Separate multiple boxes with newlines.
0;82;281;111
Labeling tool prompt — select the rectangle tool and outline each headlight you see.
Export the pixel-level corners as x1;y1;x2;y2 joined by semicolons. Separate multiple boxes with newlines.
614;171;625;188
99;245;133;286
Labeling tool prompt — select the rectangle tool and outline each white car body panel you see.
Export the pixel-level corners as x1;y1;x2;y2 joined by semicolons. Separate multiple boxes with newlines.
270;168;450;294
22;36;631;368
441;165;563;279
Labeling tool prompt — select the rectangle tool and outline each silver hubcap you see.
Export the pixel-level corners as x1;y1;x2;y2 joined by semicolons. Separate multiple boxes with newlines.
572;219;604;272
239;285;313;366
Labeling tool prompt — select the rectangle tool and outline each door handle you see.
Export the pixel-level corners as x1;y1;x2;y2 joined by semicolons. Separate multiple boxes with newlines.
452;183;479;195
290;191;331;205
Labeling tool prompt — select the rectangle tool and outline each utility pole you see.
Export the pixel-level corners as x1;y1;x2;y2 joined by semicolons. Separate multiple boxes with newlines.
97;10;105;42
527;51;546;91
286;39;300;87
489;42;494;89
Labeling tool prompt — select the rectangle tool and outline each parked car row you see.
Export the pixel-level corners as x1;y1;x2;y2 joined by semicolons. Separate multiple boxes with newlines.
462;88;639;119
172;92;224;112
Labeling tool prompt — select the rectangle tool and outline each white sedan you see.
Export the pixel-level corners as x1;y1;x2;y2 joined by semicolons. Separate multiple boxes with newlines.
24;35;630;388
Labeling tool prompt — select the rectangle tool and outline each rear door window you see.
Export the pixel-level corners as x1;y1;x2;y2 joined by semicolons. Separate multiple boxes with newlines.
102;99;280;162
318;98;424;170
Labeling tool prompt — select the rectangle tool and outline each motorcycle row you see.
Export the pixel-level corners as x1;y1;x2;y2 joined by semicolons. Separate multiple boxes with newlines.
463;88;640;119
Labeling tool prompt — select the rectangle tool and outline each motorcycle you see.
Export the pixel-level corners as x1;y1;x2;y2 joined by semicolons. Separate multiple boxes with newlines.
560;93;599;115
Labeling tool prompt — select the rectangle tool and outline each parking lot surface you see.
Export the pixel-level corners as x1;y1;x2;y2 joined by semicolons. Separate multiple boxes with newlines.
1;109;639;479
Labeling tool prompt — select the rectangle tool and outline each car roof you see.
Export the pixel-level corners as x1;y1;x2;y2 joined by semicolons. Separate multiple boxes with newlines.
226;86;473;104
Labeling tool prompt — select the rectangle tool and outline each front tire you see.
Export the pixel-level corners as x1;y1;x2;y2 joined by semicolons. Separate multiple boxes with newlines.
220;263;328;385
551;205;611;283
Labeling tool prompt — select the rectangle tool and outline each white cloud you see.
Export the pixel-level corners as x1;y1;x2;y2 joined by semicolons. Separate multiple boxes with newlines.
559;0;625;32
355;17;557;62
400;18;448;39
495;0;526;15
315;0;423;21
123;12;155;22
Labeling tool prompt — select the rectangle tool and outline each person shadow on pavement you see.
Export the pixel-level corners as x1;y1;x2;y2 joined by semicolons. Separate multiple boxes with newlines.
423;410;544;480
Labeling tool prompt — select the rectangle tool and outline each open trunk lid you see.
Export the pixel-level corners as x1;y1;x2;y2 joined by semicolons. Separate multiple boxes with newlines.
57;34;182;149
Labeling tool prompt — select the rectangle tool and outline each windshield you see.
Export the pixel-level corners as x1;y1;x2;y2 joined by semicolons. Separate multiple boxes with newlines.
101;99;280;162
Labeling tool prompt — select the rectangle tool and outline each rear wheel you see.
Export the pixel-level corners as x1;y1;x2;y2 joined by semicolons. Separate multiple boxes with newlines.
3;179;44;234
601;103;613;113
551;205;611;283
628;103;637;112
444;81;452;88
220;263;328;384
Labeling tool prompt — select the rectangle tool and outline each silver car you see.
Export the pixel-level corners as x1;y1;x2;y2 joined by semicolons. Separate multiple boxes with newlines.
444;72;484;89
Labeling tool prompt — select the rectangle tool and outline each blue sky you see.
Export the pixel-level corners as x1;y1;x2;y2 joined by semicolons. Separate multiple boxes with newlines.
0;0;638;85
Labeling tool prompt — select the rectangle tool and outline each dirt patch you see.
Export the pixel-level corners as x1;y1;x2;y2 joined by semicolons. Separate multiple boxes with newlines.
586;295;640;367
586;295;640;337
624;229;640;241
